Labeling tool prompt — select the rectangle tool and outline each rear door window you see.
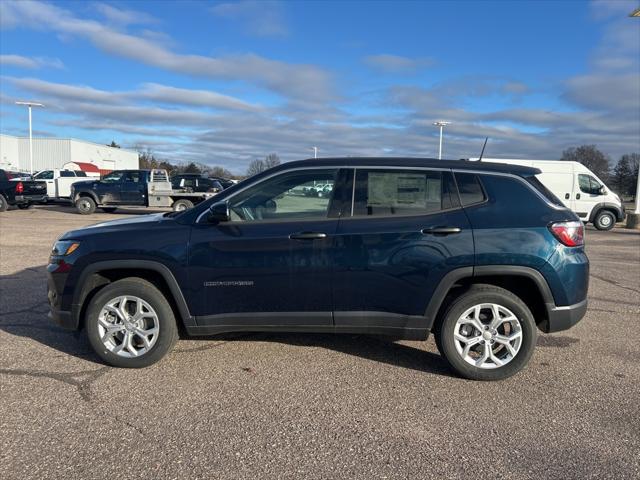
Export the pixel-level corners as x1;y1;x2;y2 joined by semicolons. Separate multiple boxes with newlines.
60;170;74;177
352;169;458;217
454;173;486;206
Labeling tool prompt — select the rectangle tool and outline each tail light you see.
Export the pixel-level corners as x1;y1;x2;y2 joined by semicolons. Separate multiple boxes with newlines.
15;182;24;194
549;221;584;247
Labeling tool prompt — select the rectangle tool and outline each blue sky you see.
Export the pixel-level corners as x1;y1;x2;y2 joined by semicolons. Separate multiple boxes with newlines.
1;0;639;173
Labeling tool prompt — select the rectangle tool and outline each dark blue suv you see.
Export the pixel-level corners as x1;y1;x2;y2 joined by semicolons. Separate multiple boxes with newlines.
48;158;588;380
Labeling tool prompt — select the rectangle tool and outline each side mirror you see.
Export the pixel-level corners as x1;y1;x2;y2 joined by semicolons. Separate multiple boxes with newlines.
599;186;606;195
208;202;230;224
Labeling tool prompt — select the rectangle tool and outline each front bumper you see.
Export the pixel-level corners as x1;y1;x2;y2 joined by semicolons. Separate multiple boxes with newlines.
541;298;588;333
47;266;79;330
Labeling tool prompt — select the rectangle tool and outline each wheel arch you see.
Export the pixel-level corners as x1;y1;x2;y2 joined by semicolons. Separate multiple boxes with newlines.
76;190;99;204
425;266;554;332
588;202;624;223
72;260;193;330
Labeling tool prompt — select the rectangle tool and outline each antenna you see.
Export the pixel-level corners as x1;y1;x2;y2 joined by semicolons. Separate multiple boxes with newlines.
478;137;488;161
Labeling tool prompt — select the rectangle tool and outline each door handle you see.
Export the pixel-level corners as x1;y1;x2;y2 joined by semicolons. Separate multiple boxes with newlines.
565;193;570;200
289;232;327;240
576;193;581;200
421;226;462;235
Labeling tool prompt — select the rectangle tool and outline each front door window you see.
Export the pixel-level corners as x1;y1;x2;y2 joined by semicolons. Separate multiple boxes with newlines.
228;169;338;221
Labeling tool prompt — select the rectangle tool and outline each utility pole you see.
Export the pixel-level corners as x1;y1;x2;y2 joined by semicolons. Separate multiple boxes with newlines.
433;121;450;160
15;101;45;174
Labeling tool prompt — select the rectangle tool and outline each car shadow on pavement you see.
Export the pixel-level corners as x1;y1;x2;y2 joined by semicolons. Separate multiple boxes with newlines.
1;266;453;376
185;332;455;377
0;266;102;363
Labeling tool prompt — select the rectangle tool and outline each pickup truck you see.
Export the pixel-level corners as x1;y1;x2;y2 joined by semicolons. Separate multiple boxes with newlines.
70;169;218;214
0;169;48;211
32;169;97;200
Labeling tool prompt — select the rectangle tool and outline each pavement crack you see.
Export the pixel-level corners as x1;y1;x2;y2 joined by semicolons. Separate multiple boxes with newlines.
0;366;109;402
590;273;640;295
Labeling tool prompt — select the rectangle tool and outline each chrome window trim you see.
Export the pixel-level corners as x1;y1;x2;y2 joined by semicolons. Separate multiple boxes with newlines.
196;164;564;223
451;168;567;211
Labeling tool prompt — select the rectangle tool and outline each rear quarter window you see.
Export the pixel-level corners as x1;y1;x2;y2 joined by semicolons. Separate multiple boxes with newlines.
525;175;564;207
454;173;486;206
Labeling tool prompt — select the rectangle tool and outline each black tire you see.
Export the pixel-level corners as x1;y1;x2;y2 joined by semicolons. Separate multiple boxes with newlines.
594;210;615;231
85;278;178;368
75;196;96;215
0;195;8;212
100;207;118;213
17;203;32;209
435;284;537;381
172;199;194;212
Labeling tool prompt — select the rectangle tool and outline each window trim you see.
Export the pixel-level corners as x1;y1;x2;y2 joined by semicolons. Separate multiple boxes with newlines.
196;164;565;223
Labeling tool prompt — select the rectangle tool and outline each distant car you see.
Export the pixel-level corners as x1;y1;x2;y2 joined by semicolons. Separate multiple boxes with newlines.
170;174;224;193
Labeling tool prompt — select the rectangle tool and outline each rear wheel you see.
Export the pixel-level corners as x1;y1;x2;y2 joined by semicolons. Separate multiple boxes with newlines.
594;210;615;231
85;278;178;368
75;196;96;214
0;195;7;212
435;285;537;381
172;199;194;212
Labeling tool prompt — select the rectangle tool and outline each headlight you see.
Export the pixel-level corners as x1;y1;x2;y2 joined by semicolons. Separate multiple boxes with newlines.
51;240;80;256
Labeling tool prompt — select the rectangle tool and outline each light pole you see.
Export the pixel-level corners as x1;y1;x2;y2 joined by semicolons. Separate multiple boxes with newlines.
433;121;450;160
311;146;318;159
15;101;45;174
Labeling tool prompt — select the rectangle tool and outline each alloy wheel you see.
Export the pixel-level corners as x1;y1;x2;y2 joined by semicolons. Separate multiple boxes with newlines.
97;295;160;358
453;303;523;369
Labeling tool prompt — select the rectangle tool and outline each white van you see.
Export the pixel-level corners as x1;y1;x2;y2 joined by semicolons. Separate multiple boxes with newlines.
473;158;625;230
32;169;99;200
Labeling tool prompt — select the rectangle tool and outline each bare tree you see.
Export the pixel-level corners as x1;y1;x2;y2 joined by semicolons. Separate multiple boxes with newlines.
246;159;266;177
561;145;610;181
264;153;281;169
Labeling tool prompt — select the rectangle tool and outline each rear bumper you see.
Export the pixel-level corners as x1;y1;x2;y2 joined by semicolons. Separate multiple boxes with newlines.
541;298;588;333
15;194;48;203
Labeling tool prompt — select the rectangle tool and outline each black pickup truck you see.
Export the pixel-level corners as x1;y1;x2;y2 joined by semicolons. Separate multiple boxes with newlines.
70;169;218;214
0;169;48;211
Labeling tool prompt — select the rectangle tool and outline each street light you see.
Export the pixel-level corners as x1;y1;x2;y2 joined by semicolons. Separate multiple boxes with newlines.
15;101;45;174
433;121;450;160
311;146;318;159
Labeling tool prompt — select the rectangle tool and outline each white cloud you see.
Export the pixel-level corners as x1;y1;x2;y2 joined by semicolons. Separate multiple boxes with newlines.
0;1;332;102
0;54;63;69
93;2;159;26
364;54;436;73
211;1;288;37
138;83;261;111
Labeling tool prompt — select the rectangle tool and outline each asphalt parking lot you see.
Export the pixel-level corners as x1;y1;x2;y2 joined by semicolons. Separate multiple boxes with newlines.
1;205;639;480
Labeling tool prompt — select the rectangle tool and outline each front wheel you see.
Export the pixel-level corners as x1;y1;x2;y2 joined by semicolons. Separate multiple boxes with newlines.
594;210;615;231
172;199;194;212
85;278;178;368
75;196;96;215
436;285;537;381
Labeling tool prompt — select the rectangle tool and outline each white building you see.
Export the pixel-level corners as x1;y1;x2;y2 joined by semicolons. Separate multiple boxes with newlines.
0;134;139;174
